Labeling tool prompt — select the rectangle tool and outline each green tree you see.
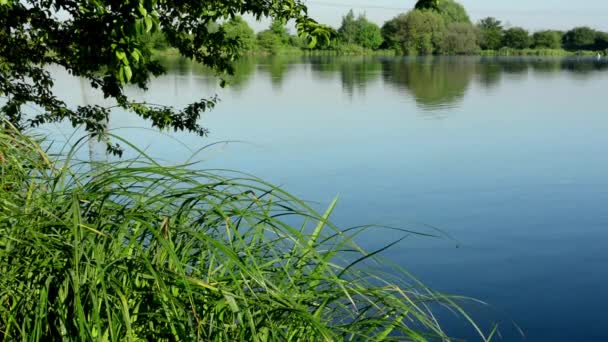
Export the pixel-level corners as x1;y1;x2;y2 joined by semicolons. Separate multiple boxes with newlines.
563;27;597;50
222;16;257;53
0;0;329;153
596;32;608;51
477;17;503;50
502;27;531;49
437;0;471;25
382;10;445;55
532;30;562;49
269;19;291;44
257;30;284;53
441;23;479;55
415;0;440;11
338;11;384;50
338;10;358;44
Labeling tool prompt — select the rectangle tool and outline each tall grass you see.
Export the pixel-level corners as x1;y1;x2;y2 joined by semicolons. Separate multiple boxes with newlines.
0;125;493;341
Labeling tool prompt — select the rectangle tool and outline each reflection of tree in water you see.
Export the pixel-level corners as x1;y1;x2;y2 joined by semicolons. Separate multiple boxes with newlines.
529;58;561;74
476;59;502;88
501;61;528;75
308;56;382;96
257;55;299;89
561;58;608;75
382;57;476;111
157;55;256;91
225;58;256;89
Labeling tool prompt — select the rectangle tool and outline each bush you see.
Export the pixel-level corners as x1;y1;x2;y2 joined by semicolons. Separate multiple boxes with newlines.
0;126;491;341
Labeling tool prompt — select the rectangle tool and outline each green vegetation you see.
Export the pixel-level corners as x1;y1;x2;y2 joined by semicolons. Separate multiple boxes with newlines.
502;28;532;49
0;125;494;341
151;0;608;58
338;10;384;50
382;11;446;55
0;0;331;148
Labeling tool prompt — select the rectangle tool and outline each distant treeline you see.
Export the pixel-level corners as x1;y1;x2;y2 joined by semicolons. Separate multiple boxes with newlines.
157;55;608;111
146;0;608;56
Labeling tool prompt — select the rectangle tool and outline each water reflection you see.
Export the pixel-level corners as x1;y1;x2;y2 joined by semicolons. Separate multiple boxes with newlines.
309;56;382;96
382;57;475;110
157;55;608;112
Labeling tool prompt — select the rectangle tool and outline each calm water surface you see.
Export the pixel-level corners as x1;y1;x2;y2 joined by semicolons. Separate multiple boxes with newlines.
49;56;608;341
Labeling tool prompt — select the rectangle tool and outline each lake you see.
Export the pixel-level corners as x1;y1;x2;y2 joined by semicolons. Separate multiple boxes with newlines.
47;56;608;341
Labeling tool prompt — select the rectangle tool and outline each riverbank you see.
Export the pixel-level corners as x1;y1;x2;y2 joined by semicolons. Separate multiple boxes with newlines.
154;47;607;59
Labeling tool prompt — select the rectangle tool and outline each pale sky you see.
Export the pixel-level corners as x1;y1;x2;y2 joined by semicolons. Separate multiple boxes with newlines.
251;0;608;32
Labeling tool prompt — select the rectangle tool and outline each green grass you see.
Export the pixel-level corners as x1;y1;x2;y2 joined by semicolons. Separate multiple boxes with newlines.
0;125;494;341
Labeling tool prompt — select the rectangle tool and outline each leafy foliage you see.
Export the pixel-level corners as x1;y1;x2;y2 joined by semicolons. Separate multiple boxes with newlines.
415;0;440;11
0;0;331;153
338;11;383;50
222;17;257;53
382;10;445;55
477;17;503;50
563;27;598;50
441;23;480;55
437;0;471;25
532;31;563;49
502;28;531;49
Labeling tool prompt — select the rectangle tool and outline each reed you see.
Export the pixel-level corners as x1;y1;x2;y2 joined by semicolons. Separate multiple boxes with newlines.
0;125;492;341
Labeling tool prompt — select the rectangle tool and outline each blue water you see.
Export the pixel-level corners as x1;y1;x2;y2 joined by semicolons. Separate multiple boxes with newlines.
47;56;608;341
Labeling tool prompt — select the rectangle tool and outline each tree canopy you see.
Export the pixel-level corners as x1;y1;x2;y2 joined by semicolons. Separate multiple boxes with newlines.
415;0;440;11
441;23;479;55
477;17;503;50
532;30;562;49
437;0;471;25
0;0;330;153
563;27;598;50
502;27;531;49
338;11;383;50
222;16;257;53
382;10;445;55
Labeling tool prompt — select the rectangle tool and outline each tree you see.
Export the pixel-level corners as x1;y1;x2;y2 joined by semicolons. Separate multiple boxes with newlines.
532;30;562;49
356;18;384;50
477;17;503;50
415;0;440;11
437;0;471;25
596;32;608;51
0;0;330;154
338;10;358;44
269;19;291;44
257;19;292;53
257;30;284;53
338;11;383;50
502;27;531;49
382;10;445;55
441;23;479;55
222;17;257;52
563;27;597;50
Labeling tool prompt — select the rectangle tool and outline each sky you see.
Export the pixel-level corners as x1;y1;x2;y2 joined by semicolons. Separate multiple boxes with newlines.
250;0;608;32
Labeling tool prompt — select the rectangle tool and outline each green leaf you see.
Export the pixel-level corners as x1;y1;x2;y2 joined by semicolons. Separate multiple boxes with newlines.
131;49;140;63
123;66;133;82
144;17;153;33
138;4;147;17
115;50;127;61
